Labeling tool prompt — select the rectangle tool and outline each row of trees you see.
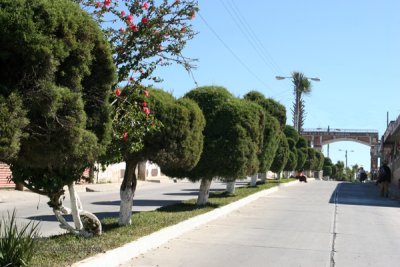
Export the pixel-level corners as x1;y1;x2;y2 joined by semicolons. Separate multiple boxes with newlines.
0;0;325;238
323;158;361;181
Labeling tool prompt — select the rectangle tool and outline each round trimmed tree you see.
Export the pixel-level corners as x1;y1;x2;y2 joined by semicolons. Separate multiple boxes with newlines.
1;0;116;236
104;88;206;225
183;86;264;205
243;91;281;184
284;138;298;174
270;132;290;177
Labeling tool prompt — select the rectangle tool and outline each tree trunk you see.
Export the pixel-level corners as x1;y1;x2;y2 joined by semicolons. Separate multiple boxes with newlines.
137;160;147;181
68;183;83;231
119;159;138;226
259;172;267;183
226;180;235;194
250;174;258;187
52;184;102;237
88;165;95;184
196;178;212;206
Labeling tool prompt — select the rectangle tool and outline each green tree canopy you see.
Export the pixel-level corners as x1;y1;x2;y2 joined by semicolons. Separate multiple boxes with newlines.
243;92;280;173
1;0;116;236
184;86;263;181
323;166;332;177
284;150;298;172
0;0;115;194
315;151;325;171
270;132;289;174
284;125;300;143
243;91;286;129
0;94;28;162
303;147;316;171
143;89;205;176
296;148;307;170
296;136;309;149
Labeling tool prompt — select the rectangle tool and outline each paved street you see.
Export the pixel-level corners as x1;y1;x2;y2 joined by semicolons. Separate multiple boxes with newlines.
0;179;231;237
119;181;400;267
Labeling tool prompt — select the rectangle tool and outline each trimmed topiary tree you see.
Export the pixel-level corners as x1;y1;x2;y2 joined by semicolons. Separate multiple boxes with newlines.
284;138;298;174
284;125;300;144
270;132;290;178
103;88;205;225
315;151;325;171
244;91;286;129
182;86;264;205
323;157;334;177
0;94;28;162
1;0;116;236
243;91;281;184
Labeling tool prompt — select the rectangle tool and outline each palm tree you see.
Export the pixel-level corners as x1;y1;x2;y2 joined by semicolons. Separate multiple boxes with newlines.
291;71;312;132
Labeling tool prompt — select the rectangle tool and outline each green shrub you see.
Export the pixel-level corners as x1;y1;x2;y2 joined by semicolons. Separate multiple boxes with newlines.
0;210;39;267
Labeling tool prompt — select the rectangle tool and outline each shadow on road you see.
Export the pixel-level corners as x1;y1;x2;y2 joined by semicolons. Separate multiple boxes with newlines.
163;191;199;196
329;182;400;208
26;211;138;222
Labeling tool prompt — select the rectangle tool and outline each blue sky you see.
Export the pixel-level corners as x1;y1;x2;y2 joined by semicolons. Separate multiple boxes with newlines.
154;0;400;171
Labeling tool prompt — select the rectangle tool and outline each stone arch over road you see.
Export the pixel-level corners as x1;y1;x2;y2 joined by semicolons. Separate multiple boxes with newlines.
300;128;380;170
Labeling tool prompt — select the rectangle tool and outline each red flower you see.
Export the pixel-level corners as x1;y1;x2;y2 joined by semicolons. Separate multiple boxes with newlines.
121;10;125;16
144;90;149;96
176;0;181;3
129;76;134;81
95;2;100;8
140;69;144;74
191;11;196;19
181;27;187;32
159;46;164;51
119;27;125;32
141;17;148;24
143;107;150;115
123;132;128;141
130;24;138;32
143;102;148;107
103;0;111;7
115;88;121;96
143;2;149;10
127;15;134;24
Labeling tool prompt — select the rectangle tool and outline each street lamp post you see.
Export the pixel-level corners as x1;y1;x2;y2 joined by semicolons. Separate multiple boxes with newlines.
275;75;320;132
338;149;354;168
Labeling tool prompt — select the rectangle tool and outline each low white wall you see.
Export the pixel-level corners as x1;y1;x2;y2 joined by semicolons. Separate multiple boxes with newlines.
94;161;170;184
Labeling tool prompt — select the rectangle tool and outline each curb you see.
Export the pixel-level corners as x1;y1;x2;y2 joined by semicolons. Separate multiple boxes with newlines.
72;179;303;267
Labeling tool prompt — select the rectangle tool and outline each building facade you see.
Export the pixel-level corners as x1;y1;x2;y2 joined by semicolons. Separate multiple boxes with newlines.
380;114;400;187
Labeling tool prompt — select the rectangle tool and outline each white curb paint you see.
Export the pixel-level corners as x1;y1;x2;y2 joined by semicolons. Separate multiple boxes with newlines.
73;179;305;267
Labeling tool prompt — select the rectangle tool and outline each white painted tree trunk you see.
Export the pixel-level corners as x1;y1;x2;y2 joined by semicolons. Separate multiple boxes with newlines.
250;174;258;187
119;159;138;226
226;180;236;194
68;183;83;230
197;179;212;206
52;184;102;237
119;187;134;225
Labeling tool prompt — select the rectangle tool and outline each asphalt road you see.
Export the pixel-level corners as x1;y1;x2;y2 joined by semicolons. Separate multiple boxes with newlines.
0;179;233;237
119;181;400;267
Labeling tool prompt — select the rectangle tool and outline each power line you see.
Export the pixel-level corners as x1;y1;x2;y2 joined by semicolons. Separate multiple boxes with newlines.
221;0;282;75
219;0;277;75
198;12;275;93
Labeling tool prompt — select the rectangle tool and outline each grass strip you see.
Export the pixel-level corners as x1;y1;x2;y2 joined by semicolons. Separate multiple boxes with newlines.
30;178;295;267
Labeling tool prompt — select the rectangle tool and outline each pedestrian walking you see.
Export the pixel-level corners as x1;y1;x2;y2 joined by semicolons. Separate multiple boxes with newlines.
377;160;391;197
